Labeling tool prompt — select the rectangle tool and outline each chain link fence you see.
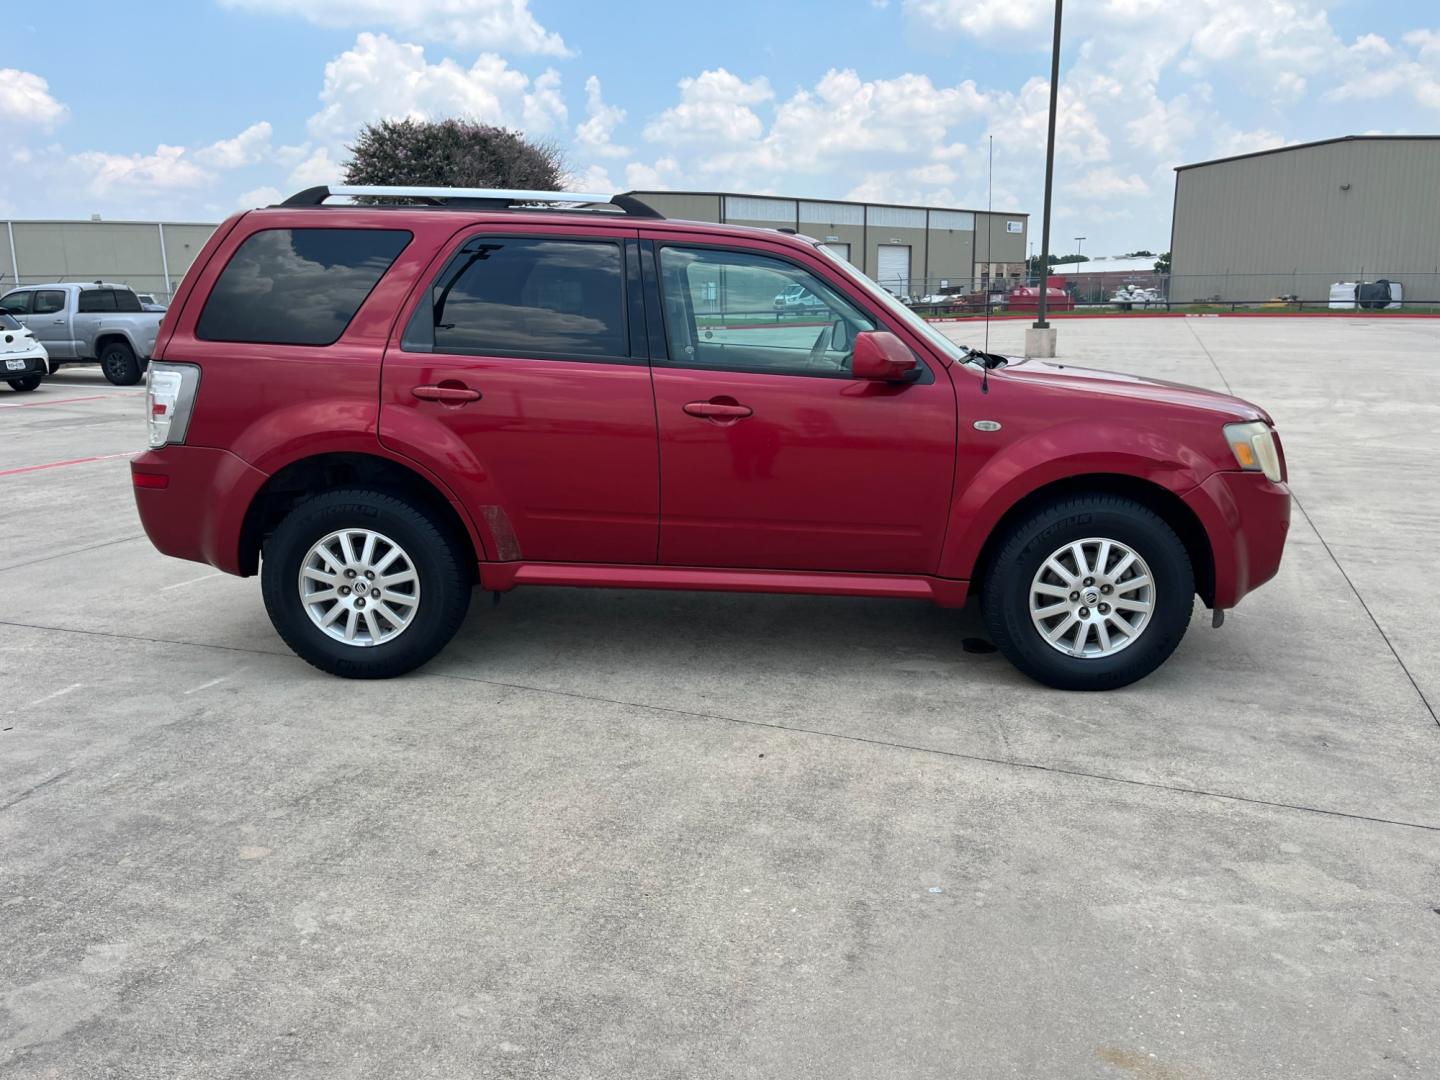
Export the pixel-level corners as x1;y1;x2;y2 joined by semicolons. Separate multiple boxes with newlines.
887;271;1440;316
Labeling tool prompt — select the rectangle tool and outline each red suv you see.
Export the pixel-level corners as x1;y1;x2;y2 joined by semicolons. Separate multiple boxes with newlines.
131;186;1289;690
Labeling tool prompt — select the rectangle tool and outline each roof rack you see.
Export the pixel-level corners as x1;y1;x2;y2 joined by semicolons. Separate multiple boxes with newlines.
278;185;663;218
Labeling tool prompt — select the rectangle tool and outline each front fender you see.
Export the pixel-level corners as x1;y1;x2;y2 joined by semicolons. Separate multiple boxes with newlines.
938;420;1215;579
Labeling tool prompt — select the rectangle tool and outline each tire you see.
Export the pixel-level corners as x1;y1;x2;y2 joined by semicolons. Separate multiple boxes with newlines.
100;341;143;385
979;495;1195;691
7;375;42;392
260;489;472;679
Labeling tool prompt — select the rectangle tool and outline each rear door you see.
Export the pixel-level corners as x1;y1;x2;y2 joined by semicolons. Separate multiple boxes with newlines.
380;225;658;565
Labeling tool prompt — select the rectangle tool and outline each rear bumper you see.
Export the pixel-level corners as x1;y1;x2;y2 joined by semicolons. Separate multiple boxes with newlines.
1183;471;1291;609
2;350;48;377
131;446;269;574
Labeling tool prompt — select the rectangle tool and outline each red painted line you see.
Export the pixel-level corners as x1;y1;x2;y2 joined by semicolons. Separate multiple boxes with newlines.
0;452;136;477
0;394;111;409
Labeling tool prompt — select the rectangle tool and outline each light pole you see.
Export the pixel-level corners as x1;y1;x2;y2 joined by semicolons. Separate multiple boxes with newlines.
1026;0;1063;358
1073;236;1085;270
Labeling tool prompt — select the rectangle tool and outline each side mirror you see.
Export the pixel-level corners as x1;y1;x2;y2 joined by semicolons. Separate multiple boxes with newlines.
851;330;920;382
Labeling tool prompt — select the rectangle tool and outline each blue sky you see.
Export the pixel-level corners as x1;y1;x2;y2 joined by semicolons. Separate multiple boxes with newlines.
2;0;1438;255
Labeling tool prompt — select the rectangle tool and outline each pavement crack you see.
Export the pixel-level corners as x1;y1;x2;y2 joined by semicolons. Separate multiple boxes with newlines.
1290;493;1438;728
1190;324;1438;729
429;670;1440;834
0;768;74;813
5;617;1436;833
0;535;146;574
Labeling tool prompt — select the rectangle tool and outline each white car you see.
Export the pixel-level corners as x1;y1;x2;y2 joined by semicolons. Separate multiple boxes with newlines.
1;312;48;392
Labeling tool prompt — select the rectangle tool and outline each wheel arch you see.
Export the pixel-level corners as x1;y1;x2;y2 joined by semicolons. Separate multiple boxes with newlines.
238;452;482;579
94;331;135;358
969;473;1216;607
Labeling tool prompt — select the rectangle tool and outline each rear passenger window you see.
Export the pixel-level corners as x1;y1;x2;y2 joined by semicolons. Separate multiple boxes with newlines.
405;237;626;360
78;290;117;313
197;228;411;346
113;290;143;313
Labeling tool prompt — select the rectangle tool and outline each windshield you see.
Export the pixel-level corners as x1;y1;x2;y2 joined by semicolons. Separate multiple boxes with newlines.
812;242;973;365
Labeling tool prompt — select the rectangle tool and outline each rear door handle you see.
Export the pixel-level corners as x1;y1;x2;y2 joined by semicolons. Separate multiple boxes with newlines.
413;384;482;404
683;401;753;419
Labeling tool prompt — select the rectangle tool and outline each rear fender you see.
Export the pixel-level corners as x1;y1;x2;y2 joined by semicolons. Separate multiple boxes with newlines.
376;405;514;559
940;421;1213;579
234;402;491;562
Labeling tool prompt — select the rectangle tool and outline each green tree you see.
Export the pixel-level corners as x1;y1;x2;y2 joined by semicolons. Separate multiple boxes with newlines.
342;119;568;191
1154;251;1171;273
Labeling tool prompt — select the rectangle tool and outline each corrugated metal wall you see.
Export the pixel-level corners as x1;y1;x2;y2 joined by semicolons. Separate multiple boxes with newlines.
1170;138;1440;303
3;219;218;300
628;190;1028;292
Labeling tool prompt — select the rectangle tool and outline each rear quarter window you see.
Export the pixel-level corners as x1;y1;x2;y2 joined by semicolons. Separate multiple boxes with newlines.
196;227;411;346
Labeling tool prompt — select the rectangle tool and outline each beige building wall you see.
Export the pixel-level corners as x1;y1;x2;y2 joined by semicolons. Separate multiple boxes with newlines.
626;190;1029;296
1170;136;1440;302
4;219;218;299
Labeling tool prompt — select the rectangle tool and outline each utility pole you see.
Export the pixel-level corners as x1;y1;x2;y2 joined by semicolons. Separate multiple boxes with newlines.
1026;0;1063;359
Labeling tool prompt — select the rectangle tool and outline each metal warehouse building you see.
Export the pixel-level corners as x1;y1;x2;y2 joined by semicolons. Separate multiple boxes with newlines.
629;191;1029;298
1170;135;1440;304
5;191;1030;304
3;219;218;302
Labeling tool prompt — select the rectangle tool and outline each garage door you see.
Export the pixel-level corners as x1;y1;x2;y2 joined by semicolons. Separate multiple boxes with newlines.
819;242;850;263
877;244;911;297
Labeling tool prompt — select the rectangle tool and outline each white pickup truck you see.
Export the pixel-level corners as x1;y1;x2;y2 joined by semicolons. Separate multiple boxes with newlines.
0;281;164;385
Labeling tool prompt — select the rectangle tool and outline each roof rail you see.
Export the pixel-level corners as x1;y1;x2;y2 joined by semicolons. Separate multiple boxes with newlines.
278;185;663;218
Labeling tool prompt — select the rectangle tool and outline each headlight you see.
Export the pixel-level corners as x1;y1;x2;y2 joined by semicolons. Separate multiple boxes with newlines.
1223;421;1283;483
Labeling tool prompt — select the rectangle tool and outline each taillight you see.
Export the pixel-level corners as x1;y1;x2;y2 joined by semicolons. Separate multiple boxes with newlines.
145;361;201;449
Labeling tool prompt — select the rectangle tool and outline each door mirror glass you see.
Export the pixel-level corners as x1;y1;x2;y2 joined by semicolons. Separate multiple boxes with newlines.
851;330;919;382
828;318;853;353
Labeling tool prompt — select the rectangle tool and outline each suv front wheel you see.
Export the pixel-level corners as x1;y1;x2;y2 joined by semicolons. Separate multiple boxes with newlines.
980;494;1195;690
261;489;472;678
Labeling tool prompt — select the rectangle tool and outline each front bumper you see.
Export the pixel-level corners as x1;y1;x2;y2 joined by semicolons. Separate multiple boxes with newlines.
131;445;270;574
1183;471;1291;609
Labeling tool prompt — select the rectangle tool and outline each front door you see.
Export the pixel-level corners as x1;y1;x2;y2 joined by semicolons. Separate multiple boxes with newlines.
14;289;75;358
645;238;956;574
380;228;658;565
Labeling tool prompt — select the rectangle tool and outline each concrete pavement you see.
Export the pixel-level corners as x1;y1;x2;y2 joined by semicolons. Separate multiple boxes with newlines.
2;318;1438;1078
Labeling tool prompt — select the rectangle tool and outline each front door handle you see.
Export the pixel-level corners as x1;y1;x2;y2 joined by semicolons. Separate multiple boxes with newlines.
413;384;482;404
683;400;753;420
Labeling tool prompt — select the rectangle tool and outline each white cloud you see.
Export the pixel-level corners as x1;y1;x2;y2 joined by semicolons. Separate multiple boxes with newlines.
69;145;212;195
575;76;629;158
1068;167;1149;199
237;185;282;208
1209;126;1290;159
624;158;680;191
195;121;273;168
904;0;1048;43
287;147;344;188
218;0;569;55
0;69;67;128
643;69;773;146
306;34;565;149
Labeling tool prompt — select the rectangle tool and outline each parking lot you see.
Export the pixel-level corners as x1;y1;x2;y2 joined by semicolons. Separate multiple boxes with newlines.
2;316;1438;1078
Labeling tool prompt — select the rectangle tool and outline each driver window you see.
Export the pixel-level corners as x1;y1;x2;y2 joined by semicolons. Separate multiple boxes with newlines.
657;246;875;377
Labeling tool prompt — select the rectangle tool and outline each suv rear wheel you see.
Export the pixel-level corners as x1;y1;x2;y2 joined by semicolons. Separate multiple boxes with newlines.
260;489;472;678
979;494;1194;690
